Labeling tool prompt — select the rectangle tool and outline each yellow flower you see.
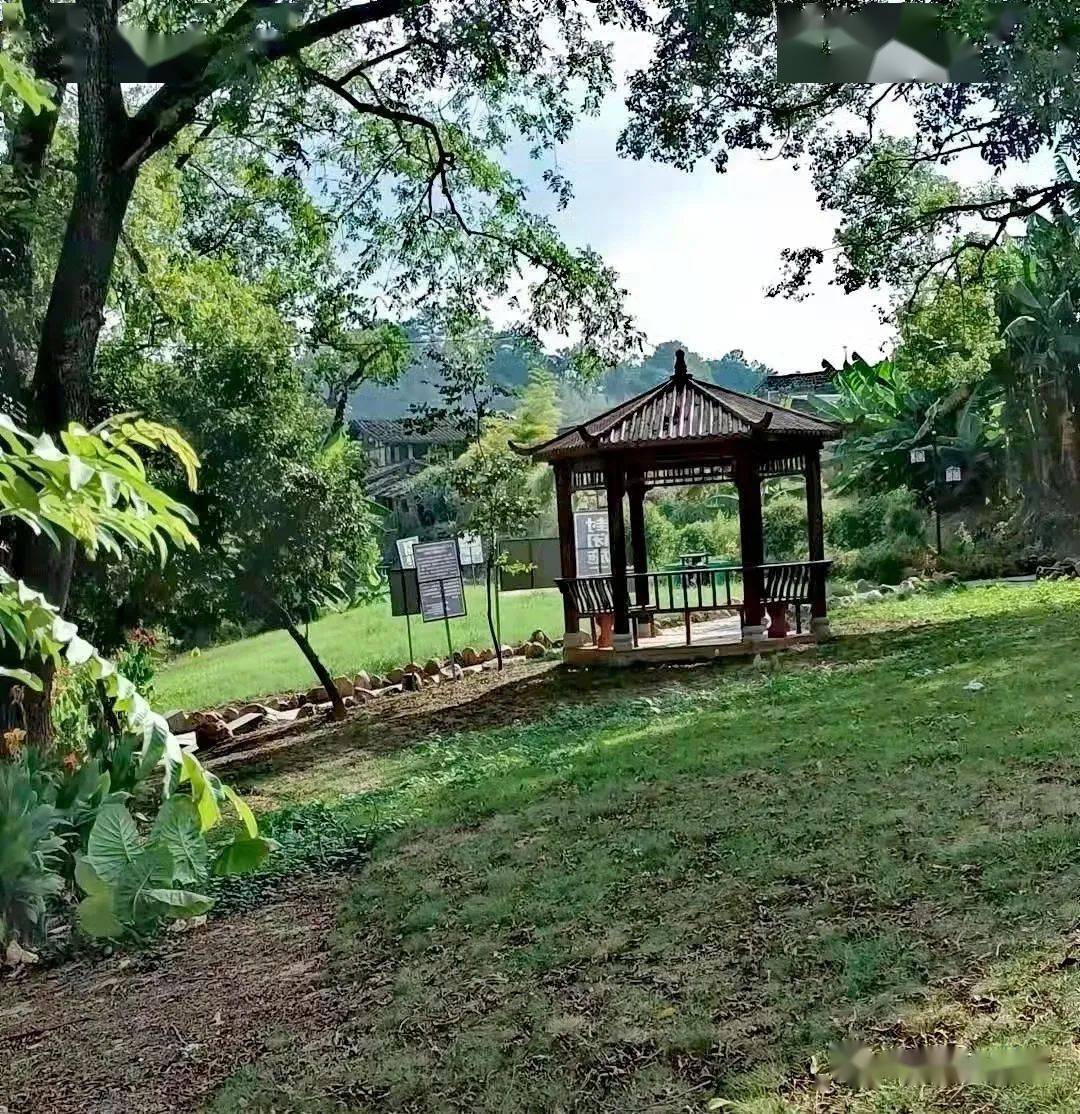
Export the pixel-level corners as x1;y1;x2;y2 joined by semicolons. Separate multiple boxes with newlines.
1;728;26;759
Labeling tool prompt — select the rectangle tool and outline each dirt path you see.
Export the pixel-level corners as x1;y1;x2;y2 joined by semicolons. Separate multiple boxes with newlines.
206;657;562;778
206;654;743;785
0;876;346;1114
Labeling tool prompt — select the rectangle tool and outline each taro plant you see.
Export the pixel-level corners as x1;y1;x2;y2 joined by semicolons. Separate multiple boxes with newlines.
75;786;267;939
0;762;65;945
0;412;270;946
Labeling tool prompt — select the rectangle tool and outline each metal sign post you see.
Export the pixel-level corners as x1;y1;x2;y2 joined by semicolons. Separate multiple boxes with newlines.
439;580;453;659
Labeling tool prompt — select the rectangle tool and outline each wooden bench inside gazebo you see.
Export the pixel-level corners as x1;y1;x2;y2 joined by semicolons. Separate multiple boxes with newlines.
514;350;841;665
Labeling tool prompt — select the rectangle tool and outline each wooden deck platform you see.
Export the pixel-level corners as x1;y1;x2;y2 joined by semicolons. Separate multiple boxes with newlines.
563;613;819;666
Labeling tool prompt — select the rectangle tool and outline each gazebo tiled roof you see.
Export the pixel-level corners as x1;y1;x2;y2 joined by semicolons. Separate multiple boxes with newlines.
525;351;839;462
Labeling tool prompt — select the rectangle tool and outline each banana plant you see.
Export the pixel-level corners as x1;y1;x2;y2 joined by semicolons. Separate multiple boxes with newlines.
812;353;1003;500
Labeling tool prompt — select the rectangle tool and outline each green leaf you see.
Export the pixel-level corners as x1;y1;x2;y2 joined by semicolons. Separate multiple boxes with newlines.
222;784;259;839
0;666;42;690
150;795;207;885
114;845;175;924
87;803;142;883
143;888;213;918
76;894;125;939
0;52;53;115
181;752;221;832
212;837;274;877
74;854;110;898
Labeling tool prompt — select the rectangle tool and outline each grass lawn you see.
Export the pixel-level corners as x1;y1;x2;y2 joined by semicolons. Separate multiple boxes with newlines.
202;581;1080;1112
154;585;563;711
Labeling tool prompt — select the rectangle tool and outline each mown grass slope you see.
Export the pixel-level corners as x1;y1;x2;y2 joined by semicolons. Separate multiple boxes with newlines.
155;586;562;711
212;583;1080;1112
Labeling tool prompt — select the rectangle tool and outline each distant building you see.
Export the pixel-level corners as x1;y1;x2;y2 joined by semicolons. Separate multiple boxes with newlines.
756;367;840;411
364;458;428;515
349;418;464;467
351;418;465;517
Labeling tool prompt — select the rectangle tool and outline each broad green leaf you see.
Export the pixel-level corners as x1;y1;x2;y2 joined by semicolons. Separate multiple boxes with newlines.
222;784;259;838
181;752;221;832
87;803;141;883
150;795;207;884
74;854;110;898
212;837;274;877
114;845;175;924
76;894;125;939
0;666;42;690
143;889;213;918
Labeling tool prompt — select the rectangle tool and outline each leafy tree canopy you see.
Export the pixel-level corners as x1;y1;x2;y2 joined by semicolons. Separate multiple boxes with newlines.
617;1;1080;297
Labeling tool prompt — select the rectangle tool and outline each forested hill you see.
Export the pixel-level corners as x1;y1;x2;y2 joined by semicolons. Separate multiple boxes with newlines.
346;328;769;421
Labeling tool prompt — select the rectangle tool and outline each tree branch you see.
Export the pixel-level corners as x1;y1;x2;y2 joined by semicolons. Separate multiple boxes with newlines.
123;0;416;172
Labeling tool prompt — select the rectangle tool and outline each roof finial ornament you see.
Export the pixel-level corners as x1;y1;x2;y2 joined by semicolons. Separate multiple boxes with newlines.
674;348;689;381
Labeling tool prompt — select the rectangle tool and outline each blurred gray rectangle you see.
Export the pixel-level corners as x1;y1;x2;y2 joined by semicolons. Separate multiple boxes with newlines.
2;3;306;83
776;3;1022;82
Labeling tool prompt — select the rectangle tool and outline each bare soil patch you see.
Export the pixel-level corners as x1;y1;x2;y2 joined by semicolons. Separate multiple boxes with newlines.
0;876;346;1114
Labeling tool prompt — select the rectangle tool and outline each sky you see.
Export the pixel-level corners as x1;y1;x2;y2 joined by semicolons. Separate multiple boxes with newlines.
502;29;1052;374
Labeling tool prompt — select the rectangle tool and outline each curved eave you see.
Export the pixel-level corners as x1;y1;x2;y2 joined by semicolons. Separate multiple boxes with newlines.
527;425;841;464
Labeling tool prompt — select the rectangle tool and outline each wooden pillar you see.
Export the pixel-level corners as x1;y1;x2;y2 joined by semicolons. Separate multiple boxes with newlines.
605;461;631;647
735;449;765;637
627;468;650;611
804;447;829;633
554;462;580;641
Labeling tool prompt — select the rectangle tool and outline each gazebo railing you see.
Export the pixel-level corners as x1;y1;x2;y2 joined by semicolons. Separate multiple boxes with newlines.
556;559;832;646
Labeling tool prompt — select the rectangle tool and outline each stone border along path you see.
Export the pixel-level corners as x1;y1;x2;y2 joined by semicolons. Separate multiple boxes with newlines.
167;632;560;755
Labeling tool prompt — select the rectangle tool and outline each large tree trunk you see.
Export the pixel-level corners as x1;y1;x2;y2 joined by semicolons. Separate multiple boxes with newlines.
31;2;135;432
16;0;136;745
0;1;65;398
277;607;347;721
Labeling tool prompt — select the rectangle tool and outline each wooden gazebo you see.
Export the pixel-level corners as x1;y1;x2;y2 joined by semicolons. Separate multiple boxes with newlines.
519;350;842;664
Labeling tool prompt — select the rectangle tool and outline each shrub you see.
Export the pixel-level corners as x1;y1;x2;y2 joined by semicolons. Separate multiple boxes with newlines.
654;496;716;527
644;502;678;567
115;628;162;703
710;515;741;560
941;518;1039;580
0;762;65;945
51;664;99;755
674;521;714;558
825;489;924;550
884;500;925;541
763;494;807;561
833;534;927;584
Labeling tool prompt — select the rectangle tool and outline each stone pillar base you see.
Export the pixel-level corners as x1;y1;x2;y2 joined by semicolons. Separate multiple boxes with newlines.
810;617;831;638
612;632;635;651
563;630;589;649
742;624;766;644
